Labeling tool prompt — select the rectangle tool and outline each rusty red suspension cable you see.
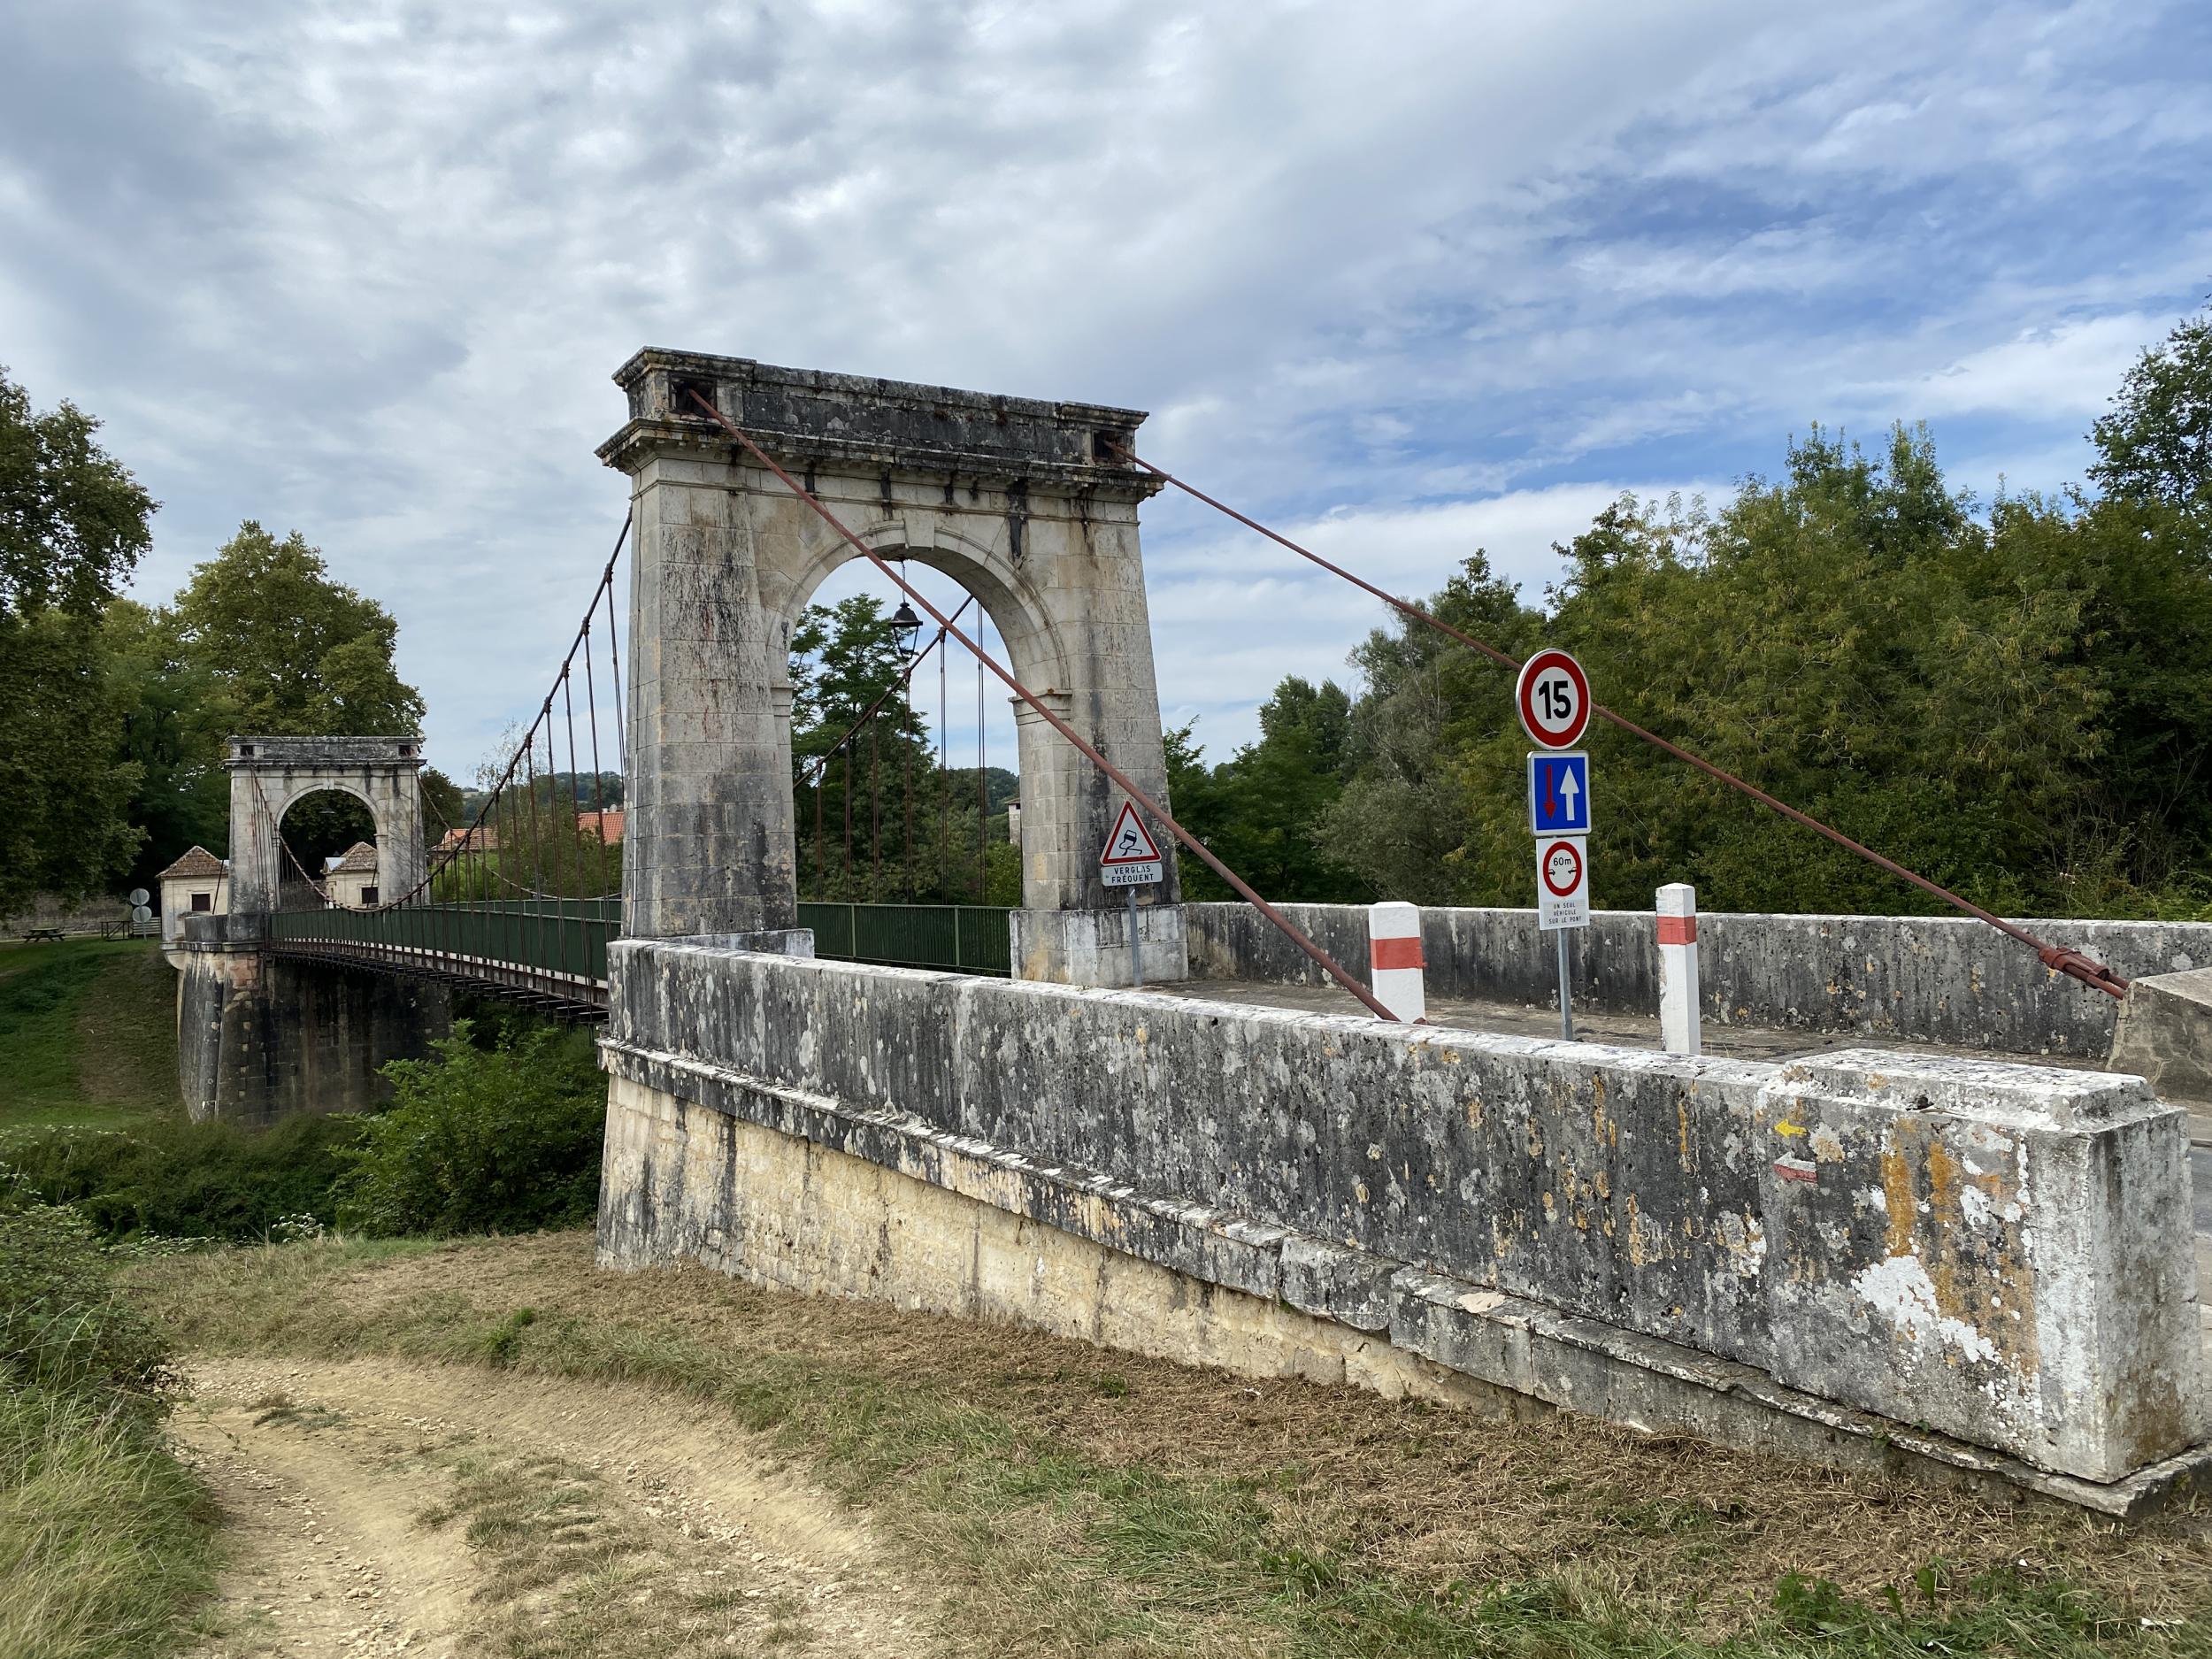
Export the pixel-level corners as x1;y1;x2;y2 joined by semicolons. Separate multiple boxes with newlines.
1105;442;2128;1001
682;389;1400;1021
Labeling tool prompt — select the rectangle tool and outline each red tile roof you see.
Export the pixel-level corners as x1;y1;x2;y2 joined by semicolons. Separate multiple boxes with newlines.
157;846;227;880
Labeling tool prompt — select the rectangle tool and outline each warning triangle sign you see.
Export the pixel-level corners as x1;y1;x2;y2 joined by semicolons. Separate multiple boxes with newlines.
1099;801;1163;864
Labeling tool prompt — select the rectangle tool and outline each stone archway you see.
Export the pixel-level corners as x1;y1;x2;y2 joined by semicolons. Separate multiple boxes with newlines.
598;349;1185;986
225;736;427;915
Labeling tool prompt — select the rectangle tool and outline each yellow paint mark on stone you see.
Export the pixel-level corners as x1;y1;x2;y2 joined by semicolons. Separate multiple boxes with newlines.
1773;1119;1809;1138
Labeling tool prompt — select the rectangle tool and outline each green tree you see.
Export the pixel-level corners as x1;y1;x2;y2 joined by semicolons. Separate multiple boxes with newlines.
788;595;997;902
0;370;155;909
0;370;154;621
1317;550;1540;904
1287;425;2212;920
1171;678;1365;902
169;523;425;737
103;599;231;889
2091;307;2212;516
153;523;430;884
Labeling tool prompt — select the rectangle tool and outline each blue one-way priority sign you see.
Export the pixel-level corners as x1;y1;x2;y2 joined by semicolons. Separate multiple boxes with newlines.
1526;750;1591;835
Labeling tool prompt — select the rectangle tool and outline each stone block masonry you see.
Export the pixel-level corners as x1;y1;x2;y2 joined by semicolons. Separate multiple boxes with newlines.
1187;901;2212;1058
175;916;449;1126
598;349;1186;987
596;939;2209;1505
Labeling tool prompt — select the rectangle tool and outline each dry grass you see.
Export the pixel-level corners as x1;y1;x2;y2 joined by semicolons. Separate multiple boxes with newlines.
137;1231;2212;1658
0;1387;215;1659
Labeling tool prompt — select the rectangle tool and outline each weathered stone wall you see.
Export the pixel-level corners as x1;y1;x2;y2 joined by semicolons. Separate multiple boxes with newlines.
598;940;2208;1489
1184;901;2212;1057
175;920;449;1126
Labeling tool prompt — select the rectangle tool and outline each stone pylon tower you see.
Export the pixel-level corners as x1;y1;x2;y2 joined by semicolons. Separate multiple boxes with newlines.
598;349;1185;986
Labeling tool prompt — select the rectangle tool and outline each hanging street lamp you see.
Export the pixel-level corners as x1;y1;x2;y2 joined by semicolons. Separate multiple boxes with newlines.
890;598;923;663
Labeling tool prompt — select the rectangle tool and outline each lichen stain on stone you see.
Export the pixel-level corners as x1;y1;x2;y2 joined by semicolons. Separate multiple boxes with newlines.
1874;1123;2039;1377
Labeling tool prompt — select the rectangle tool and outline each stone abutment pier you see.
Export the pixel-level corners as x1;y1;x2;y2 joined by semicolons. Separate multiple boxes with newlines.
596;934;2211;1515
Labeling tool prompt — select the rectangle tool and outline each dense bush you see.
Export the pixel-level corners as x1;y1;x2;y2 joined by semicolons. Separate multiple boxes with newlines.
0;1114;363;1243
334;1020;605;1237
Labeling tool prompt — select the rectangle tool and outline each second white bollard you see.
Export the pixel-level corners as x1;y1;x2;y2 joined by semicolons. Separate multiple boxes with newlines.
1368;901;1425;1023
1656;882;1701;1055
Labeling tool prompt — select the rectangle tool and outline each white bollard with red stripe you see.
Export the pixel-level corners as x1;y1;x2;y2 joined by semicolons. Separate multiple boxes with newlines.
1368;901;1425;1023
1656;882;1701;1055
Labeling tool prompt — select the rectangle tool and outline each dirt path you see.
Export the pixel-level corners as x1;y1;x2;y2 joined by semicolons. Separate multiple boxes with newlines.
173;1356;930;1658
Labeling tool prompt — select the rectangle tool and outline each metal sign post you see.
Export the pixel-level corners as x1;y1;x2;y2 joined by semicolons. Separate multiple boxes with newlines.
1520;649;1594;1041
1098;801;1164;987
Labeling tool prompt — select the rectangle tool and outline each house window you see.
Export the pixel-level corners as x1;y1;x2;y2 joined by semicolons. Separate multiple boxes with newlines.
190;892;212;913
359;887;379;906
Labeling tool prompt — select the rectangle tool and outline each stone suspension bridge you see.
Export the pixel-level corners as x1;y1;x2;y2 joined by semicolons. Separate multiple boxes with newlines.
168;349;2212;1517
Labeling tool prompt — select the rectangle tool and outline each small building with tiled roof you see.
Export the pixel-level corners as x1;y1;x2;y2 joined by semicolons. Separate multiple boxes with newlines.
324;841;382;910
578;808;625;845
157;845;229;945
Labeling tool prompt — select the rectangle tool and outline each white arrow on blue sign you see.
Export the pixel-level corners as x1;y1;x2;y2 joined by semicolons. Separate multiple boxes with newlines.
1526;750;1591;836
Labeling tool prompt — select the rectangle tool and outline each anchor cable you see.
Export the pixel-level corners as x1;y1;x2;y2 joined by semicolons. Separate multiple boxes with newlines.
1104;442;2128;1002
683;388;1402;1021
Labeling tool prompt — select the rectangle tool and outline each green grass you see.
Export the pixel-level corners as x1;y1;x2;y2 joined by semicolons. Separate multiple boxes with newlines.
0;941;177;1130
137;1235;2212;1659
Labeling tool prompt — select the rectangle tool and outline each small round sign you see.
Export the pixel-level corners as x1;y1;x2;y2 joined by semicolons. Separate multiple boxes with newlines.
1540;839;1584;899
1515;649;1591;749
130;904;153;924
127;887;150;908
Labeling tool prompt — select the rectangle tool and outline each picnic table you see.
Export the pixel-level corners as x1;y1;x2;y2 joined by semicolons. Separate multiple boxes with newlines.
21;927;63;943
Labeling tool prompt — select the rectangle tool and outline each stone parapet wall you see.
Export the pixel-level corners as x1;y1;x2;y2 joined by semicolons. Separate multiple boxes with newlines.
1184;902;2212;1057
598;940;2208;1492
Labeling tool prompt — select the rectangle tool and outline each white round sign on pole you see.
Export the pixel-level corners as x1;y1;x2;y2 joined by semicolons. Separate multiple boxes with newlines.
1515;649;1592;749
1535;835;1590;932
127;887;150;908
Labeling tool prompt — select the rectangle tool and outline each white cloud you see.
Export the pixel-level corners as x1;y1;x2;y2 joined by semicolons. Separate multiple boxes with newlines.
1875;313;2163;419
0;0;2205;787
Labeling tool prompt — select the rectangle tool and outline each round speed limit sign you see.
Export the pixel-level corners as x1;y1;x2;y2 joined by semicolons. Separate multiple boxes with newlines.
1515;649;1591;749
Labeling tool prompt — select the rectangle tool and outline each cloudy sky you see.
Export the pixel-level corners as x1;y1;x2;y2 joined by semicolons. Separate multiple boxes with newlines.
4;0;2208;780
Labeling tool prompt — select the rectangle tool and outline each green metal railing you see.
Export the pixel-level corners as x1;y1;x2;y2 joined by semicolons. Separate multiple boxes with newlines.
270;899;618;999
266;896;1011;1000
799;902;1012;977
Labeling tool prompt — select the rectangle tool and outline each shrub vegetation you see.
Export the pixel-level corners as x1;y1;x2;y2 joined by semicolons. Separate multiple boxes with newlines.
333;1020;605;1238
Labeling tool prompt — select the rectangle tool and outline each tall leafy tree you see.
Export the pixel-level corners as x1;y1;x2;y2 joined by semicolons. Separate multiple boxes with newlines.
104;599;232;890
170;523;425;736
1171;678;1363;902
161;523;429;875
2091;307;2212;517
0;369;155;909
787;594;1001;902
